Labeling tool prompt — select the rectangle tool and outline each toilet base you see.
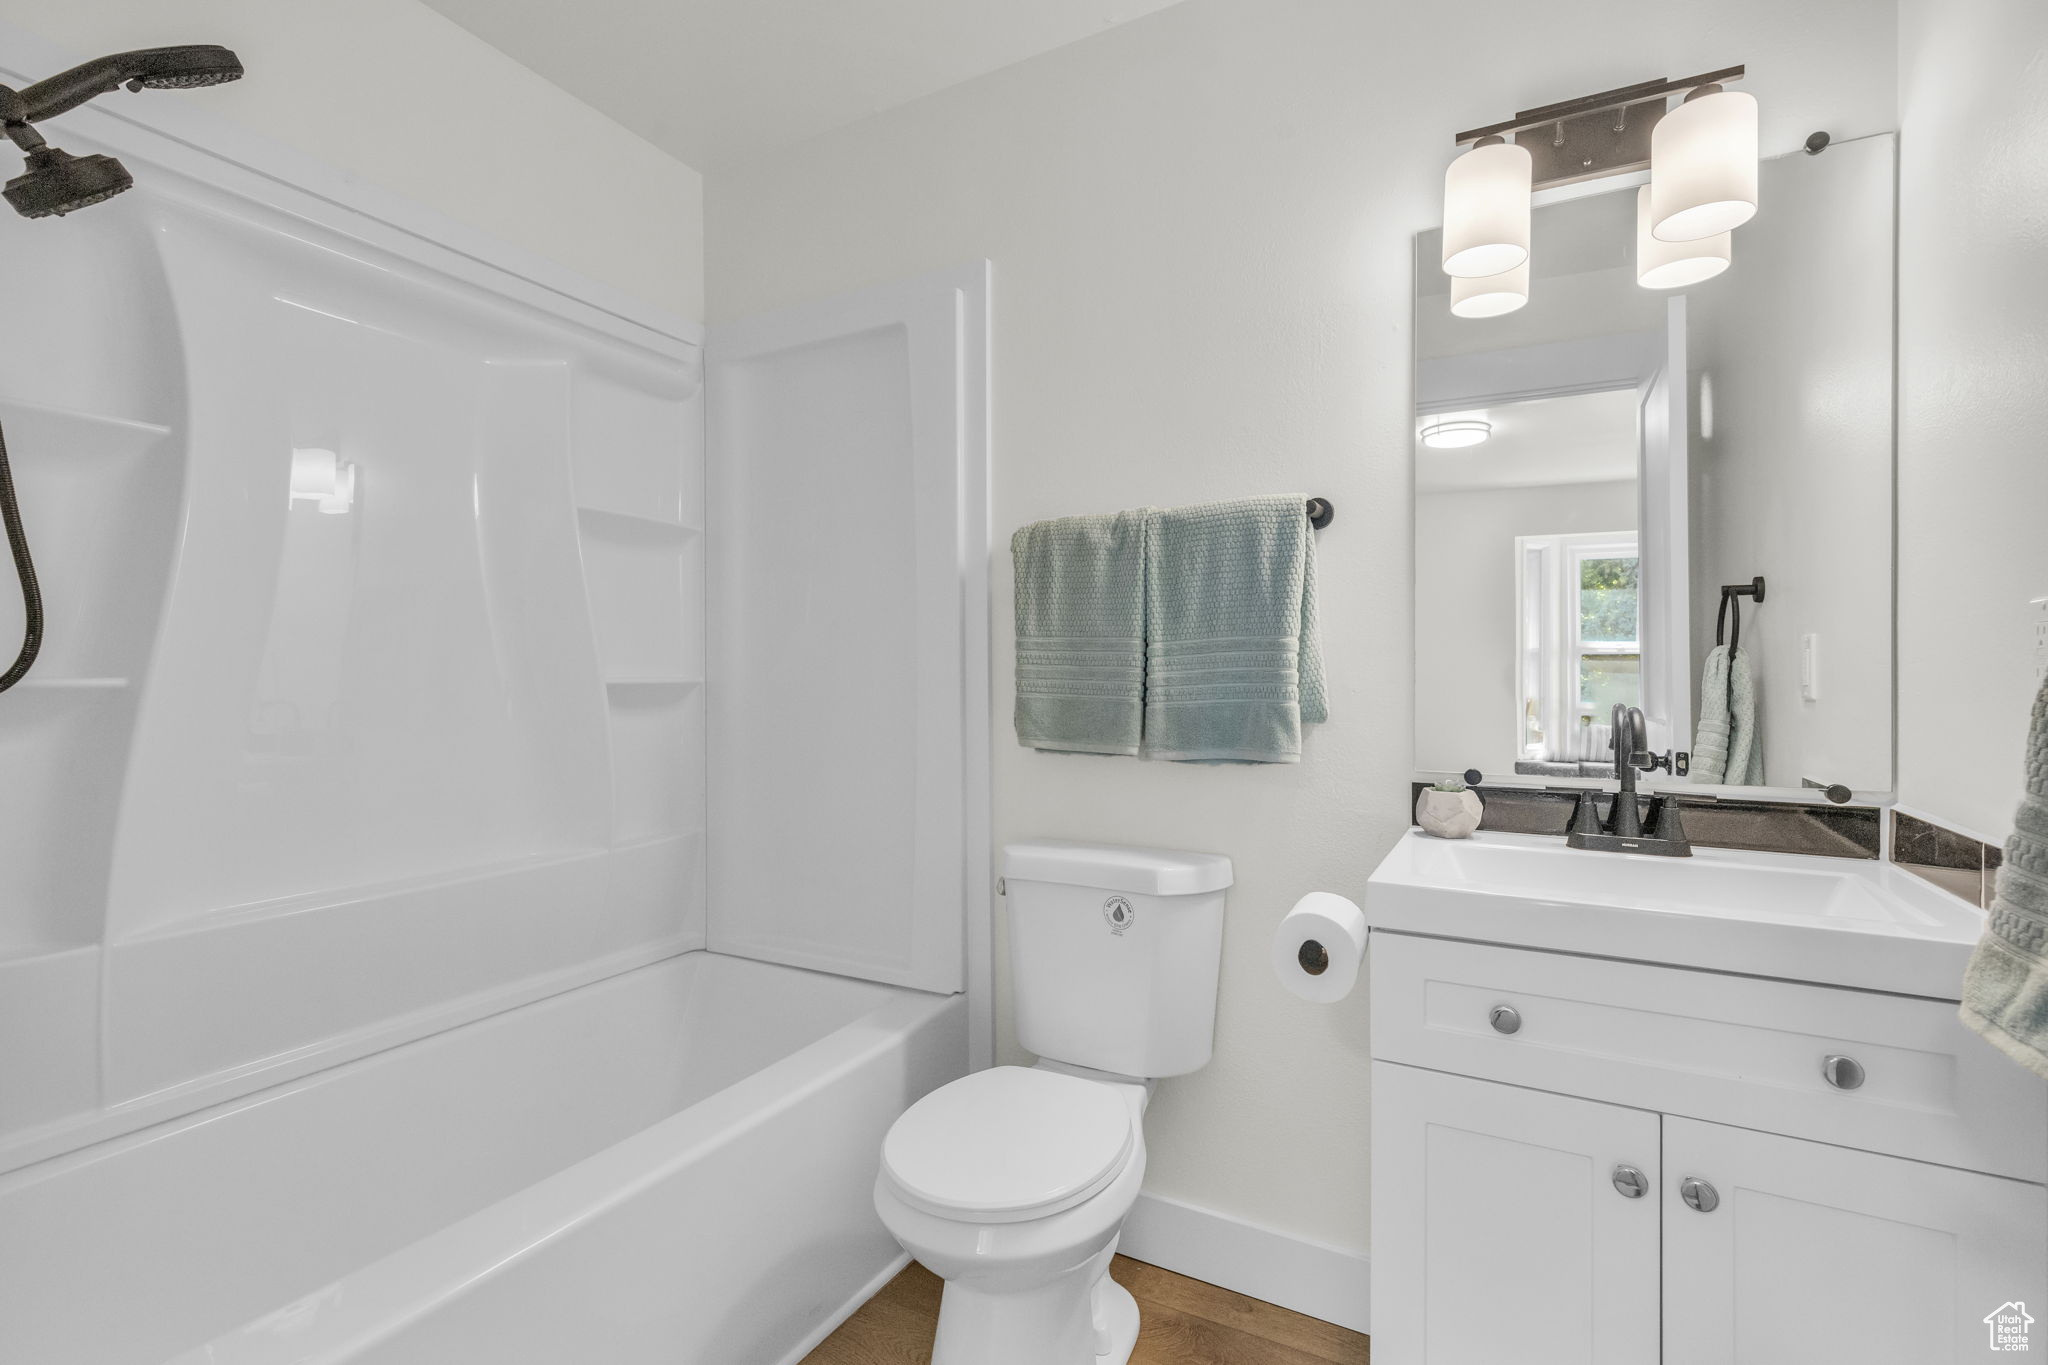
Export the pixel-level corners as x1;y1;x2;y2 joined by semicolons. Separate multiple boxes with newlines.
1094;1275;1140;1363
928;1247;1139;1365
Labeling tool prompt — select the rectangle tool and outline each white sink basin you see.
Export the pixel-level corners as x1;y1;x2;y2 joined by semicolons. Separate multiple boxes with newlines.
1365;830;1987;998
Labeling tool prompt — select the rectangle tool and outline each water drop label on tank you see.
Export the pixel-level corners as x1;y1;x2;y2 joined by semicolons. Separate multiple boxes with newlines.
1103;896;1134;935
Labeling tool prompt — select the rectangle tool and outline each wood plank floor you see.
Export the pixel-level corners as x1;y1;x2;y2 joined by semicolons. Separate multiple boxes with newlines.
800;1256;1370;1365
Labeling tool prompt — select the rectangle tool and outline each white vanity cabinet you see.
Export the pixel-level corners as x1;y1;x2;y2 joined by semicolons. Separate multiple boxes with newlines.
1661;1117;2044;1363
1367;927;2048;1365
1370;1063;1661;1364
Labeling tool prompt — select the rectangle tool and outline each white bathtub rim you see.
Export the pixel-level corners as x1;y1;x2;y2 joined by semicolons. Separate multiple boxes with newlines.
0;933;702;1180
171;985;956;1365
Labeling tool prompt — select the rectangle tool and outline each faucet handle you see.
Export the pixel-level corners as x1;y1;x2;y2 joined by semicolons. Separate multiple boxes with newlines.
1569;790;1602;837
1647;794;1691;846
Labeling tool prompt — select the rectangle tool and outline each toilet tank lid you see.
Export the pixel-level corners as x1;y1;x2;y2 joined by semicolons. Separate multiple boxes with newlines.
1003;840;1233;896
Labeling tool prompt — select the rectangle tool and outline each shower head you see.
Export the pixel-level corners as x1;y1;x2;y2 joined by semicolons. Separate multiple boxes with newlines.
7;46;242;123
125;46;245;91
0;44;241;219
4;145;133;218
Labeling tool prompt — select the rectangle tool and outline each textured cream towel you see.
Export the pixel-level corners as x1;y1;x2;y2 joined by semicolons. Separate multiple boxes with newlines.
1962;675;2048;1079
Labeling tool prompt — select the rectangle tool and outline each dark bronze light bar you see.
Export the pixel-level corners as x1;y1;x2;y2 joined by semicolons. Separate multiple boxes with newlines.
1452;65;1747;191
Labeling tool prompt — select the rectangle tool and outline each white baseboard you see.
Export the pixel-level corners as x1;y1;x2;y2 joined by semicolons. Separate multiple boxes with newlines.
1117;1191;1371;1336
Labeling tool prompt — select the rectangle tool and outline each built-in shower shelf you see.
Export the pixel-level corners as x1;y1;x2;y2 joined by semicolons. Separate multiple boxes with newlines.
575;504;700;541
0;397;173;461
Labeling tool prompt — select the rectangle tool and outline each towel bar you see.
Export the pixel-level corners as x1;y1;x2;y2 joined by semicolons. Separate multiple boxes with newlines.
1307;497;1334;530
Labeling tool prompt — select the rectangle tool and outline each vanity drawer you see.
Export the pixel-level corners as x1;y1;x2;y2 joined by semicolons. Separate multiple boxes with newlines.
1369;933;2048;1182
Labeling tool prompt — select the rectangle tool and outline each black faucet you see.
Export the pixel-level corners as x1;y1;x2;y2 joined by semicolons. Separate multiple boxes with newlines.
1566;703;1693;857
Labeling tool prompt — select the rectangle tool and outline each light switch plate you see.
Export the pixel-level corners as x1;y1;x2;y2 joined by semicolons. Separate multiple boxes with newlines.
1800;633;1820;701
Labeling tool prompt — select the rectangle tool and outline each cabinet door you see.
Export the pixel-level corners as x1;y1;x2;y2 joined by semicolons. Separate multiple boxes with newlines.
1663;1117;2048;1364
1371;1062;1661;1365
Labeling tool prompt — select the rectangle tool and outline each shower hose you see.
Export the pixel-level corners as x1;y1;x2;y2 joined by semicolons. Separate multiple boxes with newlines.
0;412;43;693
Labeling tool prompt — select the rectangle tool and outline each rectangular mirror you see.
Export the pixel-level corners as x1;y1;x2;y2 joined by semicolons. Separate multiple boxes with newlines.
1412;133;1896;797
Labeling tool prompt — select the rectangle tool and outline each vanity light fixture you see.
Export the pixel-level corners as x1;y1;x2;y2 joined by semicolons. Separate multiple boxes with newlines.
1635;186;1731;289
1419;415;1493;449
1441;66;1752;303
1649;83;1759;241
1451;258;1530;317
1440;137;1532;279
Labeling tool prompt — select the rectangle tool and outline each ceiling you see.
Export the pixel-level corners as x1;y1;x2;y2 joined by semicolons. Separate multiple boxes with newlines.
1416;388;1640;494
419;0;1192;169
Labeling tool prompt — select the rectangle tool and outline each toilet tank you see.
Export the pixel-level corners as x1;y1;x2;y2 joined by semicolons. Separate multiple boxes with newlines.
1002;841;1233;1079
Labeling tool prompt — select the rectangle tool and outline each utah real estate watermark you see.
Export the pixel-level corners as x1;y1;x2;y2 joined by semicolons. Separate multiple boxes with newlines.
1986;1302;2034;1352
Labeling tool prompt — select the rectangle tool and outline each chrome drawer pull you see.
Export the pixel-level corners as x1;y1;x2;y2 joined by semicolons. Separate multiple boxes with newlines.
1680;1176;1719;1213
1822;1055;1866;1090
1612;1165;1648;1199
1488;1004;1522;1035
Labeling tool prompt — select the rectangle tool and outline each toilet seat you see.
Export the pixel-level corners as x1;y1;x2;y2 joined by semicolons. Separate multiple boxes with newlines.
882;1066;1135;1225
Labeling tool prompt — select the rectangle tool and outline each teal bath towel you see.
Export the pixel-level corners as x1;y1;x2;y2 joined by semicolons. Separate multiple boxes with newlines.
1011;510;1148;755
1691;644;1762;785
1142;496;1326;764
1962;676;2048;1079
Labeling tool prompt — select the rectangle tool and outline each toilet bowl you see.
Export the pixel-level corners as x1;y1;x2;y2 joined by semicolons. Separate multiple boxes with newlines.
874;1064;1151;1365
872;841;1234;1365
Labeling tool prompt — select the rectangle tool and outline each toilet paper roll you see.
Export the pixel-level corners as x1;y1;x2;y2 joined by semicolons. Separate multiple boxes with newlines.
1272;892;1368;1004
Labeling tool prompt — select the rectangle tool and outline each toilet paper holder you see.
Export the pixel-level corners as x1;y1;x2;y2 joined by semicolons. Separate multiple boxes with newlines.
1274;891;1367;1003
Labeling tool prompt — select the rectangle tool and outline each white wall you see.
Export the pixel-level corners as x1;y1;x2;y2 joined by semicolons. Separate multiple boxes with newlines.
1896;0;2048;840
709;0;1896;1260
1416;480;1639;776
8;0;704;320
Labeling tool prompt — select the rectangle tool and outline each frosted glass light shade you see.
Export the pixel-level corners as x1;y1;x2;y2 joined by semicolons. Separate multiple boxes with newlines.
1442;140;1533;278
1636;186;1730;289
1420;415;1492;449
1451;258;1529;317
1650;88;1758;242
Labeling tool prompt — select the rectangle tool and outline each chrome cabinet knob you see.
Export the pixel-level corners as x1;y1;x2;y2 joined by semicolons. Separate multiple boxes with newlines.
1822;1055;1865;1090
1612;1165;1648;1199
1488;1005;1522;1035
1680;1176;1720;1213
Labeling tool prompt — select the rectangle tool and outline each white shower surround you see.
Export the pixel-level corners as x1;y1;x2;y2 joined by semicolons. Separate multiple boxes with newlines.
0;30;710;1166
0;19;986;1362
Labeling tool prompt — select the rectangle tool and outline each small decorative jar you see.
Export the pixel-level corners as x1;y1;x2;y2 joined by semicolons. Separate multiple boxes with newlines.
1416;781;1484;839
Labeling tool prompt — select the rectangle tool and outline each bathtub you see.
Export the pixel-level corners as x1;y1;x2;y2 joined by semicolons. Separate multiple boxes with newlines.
0;952;964;1365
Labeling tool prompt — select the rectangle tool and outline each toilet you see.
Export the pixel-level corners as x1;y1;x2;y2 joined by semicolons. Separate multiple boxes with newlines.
874;840;1233;1365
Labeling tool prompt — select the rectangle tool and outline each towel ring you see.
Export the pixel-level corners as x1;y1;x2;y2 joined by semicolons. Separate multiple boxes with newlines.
1716;576;1766;654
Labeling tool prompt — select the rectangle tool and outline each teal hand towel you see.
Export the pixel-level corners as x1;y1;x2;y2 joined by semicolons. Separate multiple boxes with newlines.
1691;645;1762;785
1691;645;1734;784
1724;647;1763;785
1962;676;2048;1079
1011;509;1148;755
1142;495;1326;764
